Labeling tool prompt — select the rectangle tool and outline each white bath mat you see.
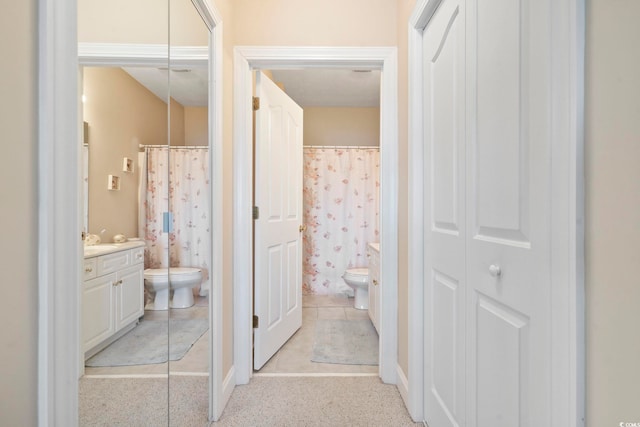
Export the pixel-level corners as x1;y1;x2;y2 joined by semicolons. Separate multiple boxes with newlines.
85;318;208;367
311;319;379;365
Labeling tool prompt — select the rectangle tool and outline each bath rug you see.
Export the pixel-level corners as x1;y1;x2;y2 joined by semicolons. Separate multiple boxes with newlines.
311;319;379;365
85;318;208;367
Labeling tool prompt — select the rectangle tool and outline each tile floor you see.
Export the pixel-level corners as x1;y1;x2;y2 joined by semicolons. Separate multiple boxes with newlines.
257;294;379;374
83;295;210;376
84;294;378;377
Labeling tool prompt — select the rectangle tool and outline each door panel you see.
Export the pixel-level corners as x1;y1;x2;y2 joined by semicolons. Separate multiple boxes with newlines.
254;71;303;370
267;246;282;327
423;1;466;426
423;0;554;425
431;270;460;417
474;0;530;245
475;294;529;427
467;0;551;425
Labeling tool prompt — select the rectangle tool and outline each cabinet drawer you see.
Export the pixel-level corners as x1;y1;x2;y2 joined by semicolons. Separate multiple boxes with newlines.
83;258;97;280
97;250;130;276
131;246;145;265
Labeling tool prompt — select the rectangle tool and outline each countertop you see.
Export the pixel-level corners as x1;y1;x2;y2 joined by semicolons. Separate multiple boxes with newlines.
83;240;145;259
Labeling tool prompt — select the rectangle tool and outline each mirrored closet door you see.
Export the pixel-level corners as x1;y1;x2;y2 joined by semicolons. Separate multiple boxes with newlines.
167;0;211;423
79;1;212;422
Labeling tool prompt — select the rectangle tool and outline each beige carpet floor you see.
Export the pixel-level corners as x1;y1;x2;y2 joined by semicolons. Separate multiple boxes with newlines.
215;376;419;427
79;375;419;427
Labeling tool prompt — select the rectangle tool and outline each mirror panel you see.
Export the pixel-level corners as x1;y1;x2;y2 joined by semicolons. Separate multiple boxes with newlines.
168;1;211;424
79;0;212;423
78;0;171;424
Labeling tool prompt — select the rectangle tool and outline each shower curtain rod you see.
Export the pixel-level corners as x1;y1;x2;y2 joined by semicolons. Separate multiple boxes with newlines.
139;144;208;150
303;145;379;150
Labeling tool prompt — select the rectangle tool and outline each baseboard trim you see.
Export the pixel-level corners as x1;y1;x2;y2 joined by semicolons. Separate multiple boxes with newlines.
253;372;379;377
396;364;410;410
221;366;235;412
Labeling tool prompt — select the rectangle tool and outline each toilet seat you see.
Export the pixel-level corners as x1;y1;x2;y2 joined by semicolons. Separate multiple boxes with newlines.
144;267;202;285
343;267;369;284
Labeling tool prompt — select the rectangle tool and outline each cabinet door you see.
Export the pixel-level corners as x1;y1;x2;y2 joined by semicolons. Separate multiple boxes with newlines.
372;271;380;333
116;264;144;330
83;273;116;352
368;274;376;327
368;249;380;333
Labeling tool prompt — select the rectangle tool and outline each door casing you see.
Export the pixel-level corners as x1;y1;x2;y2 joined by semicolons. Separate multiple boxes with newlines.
233;46;399;385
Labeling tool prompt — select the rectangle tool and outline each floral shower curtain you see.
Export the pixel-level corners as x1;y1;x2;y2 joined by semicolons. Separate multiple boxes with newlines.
302;147;380;295
139;147;210;296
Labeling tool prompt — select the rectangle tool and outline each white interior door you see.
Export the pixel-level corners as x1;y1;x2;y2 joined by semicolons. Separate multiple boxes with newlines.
253;71;304;370
466;0;552;425
422;0;466;426
423;0;555;426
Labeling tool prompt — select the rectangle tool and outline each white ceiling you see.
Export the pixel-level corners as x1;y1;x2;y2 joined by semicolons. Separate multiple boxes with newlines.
122;67;381;109
122;66;209;107
270;69;381;108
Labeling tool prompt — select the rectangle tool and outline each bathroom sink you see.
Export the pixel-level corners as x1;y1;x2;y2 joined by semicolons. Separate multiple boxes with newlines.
84;244;118;256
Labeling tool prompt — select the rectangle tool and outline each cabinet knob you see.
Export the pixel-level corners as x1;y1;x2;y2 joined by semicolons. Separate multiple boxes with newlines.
112;279;123;287
85;267;93;273
372;279;378;286
489;264;502;277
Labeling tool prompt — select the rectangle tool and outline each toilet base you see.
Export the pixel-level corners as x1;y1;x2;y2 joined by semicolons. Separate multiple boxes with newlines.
171;288;195;309
145;288;195;310
353;286;369;310
145;289;169;311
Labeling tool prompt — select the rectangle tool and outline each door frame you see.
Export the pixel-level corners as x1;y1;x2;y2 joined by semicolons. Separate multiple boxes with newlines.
406;0;585;424
233;46;398;384
38;0;226;423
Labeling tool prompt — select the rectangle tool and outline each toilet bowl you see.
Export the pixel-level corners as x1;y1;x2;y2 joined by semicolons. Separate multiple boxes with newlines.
342;267;369;310
144;267;202;310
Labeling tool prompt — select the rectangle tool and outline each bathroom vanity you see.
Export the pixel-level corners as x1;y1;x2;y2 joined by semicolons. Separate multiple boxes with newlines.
367;242;380;334
82;241;145;359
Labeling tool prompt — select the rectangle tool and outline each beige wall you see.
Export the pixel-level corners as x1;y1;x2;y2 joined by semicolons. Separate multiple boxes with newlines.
303;108;380;147
184;107;208;146
396;0;415;382
84;67;168;243
215;0;235;376
585;0;640;423
170;98;186;146
0;0;38;424
78;0;168;44
233;0;397;46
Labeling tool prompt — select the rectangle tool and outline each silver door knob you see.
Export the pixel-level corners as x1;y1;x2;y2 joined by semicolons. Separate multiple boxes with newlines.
489;264;501;277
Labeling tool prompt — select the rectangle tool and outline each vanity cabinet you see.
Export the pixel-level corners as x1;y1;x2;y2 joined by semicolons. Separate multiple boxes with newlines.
367;243;380;334
82;244;144;358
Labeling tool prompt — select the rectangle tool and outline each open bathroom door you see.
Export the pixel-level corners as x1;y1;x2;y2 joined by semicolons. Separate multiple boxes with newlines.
253;71;303;370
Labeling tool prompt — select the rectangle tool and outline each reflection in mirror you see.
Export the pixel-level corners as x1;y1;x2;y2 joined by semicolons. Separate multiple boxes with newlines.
80;61;172;424
78;0;212;423
78;1;172;424
167;0;211;424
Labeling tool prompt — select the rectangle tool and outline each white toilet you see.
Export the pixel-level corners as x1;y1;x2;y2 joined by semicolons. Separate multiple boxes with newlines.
143;267;202;310
342;267;370;310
